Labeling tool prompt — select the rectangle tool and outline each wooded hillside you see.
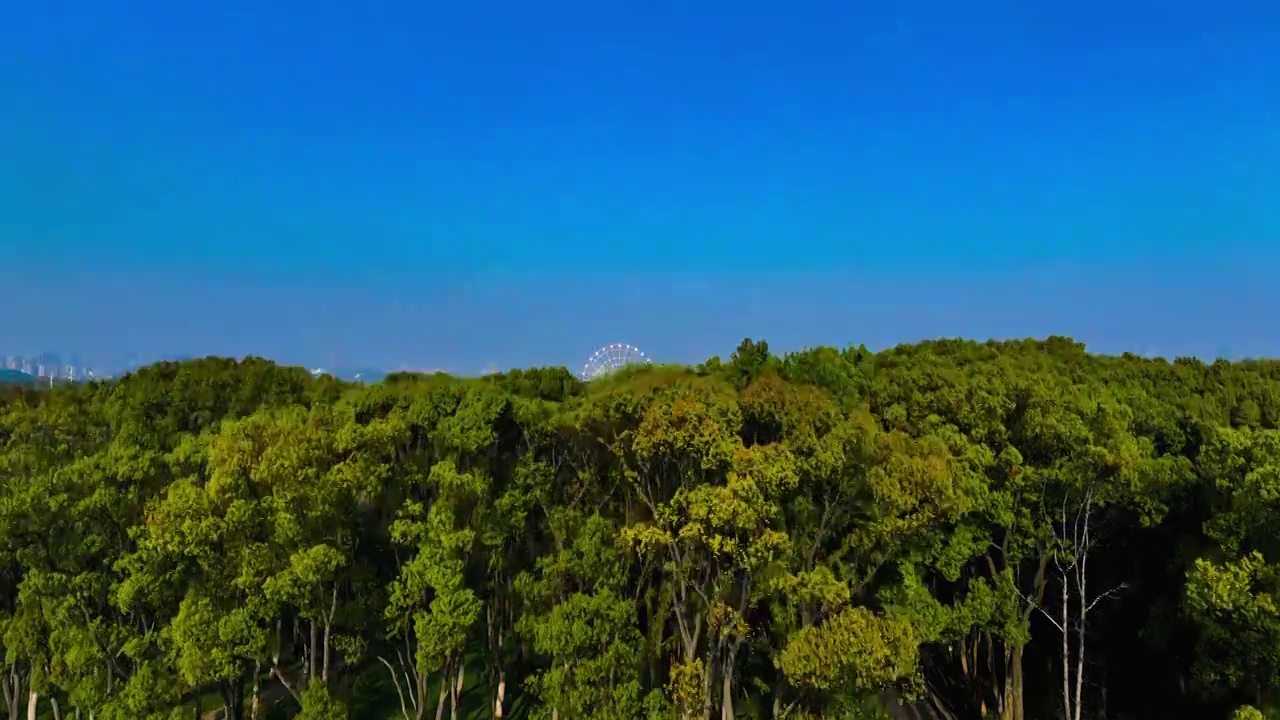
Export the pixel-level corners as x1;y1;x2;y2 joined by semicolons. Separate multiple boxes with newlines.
0;339;1275;720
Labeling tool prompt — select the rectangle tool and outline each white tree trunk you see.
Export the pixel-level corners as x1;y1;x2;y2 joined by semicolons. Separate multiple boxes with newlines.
1073;529;1088;720
493;670;506;718
1060;564;1071;720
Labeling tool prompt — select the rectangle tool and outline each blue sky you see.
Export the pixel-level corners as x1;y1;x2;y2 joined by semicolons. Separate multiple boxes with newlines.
2;2;1278;373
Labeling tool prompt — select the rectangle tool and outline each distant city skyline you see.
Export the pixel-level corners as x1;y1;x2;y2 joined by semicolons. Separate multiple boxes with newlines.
2;353;102;382
1;349;531;381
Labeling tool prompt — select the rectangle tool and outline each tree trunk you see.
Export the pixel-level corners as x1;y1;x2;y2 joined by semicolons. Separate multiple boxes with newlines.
309;621;320;683
450;659;466;720
27;690;39;720
220;679;247;720
493;667;506;719
1074;557;1087;720
412;665;427;720
992;637;1010;720
2;666;21;720
491;610;506;720
323;587;337;684
720;640;743;720
434;661;449;720
1010;643;1025;720
1062;566;1071;720
250;661;262;720
721;671;735;720
321;621;332;685
701;656;714;720
50;696;63;720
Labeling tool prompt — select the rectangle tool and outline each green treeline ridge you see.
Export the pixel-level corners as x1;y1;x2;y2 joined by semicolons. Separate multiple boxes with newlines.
0;337;1277;720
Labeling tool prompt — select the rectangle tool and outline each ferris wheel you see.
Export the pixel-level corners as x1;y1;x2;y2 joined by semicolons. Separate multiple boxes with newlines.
580;343;651;381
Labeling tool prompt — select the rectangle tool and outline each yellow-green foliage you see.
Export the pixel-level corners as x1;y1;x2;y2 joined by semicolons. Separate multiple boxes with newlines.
0;342;1278;719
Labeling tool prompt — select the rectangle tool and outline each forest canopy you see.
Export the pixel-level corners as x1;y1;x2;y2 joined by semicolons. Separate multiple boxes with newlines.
0;338;1277;720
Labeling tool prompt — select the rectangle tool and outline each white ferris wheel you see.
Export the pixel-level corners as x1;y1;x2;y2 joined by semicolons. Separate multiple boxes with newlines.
580;343;651;381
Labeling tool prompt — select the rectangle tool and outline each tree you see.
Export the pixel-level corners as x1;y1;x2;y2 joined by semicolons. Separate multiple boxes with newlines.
382;461;484;720
516;511;646;720
0;343;1276;719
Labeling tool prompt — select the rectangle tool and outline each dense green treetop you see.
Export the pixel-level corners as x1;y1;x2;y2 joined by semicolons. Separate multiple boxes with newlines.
0;340;1276;720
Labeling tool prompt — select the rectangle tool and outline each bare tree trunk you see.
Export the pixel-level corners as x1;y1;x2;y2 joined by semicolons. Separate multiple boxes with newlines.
412;662;426;720
323;587;338;684
491;609;507;720
720;639;744;720
450;659;466;720
1010;644;1025;720
1061;562;1071;720
309;620;320;683
50;696;63;720
1027;488;1124;720
434;660;449;720
1074;523;1089;720
250;661;262;720
998;686;1012;719
493;667;506;719
988;635;1009;720
702;655;715;720
721;672;734;720
26;690;38;720
2;666;21;720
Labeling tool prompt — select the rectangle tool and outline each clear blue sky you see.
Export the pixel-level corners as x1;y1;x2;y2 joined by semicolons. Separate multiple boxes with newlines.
3;2;1278;373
